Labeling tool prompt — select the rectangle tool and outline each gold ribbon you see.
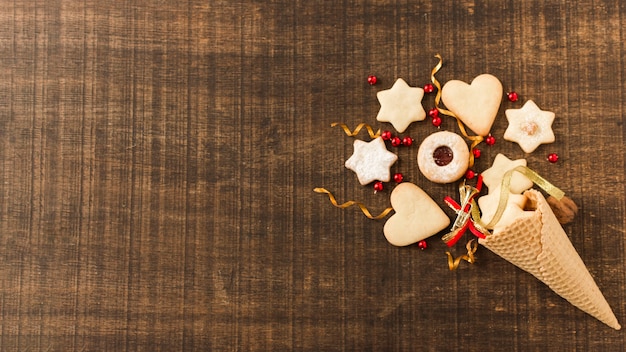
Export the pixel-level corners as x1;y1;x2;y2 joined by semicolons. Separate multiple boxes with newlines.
472;166;565;231
431;54;484;167
331;122;381;139
441;181;481;244
313;188;393;220
446;239;478;270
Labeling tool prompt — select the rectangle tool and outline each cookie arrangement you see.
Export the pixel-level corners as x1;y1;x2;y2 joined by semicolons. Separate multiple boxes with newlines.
314;55;621;330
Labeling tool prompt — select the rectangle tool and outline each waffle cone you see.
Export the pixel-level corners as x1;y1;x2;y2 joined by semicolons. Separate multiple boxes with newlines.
479;189;621;330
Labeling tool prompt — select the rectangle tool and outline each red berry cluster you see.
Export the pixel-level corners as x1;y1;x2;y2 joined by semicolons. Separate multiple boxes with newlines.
373;172;405;193
381;130;414;147
428;108;442;127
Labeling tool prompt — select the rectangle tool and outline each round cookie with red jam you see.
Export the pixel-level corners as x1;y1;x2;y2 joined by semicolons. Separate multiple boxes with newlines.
417;131;469;184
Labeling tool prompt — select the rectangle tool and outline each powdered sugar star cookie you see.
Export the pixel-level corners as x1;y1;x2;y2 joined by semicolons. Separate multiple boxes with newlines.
481;153;533;194
376;78;426;133
504;100;555;153
345;137;398;185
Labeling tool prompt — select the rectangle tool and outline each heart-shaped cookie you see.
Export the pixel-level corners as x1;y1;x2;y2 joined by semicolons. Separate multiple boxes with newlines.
383;183;450;246
441;74;503;136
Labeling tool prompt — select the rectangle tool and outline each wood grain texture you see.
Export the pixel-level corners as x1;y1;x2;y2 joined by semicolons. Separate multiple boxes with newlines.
0;0;625;350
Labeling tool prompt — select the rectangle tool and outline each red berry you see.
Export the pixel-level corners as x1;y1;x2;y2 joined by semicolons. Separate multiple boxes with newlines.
485;134;496;146
402;136;413;147
367;75;378;85
391;137;402;147
418;240;428;250
507;91;519;102
424;83;434;94
428;108;439;118
373;181;384;192
472;149;481;159
547;153;559;163
381;130;392;141
432;116;442;127
393;173;404;183
465;169;476;179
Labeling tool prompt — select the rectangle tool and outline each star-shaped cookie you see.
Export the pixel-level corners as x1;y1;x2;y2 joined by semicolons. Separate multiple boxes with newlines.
481;153;533;194
376;78;426;133
477;187;528;230
345;137;398;185
504;100;555;153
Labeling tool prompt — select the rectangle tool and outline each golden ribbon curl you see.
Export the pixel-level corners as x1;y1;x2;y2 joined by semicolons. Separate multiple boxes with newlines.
446;239;478;270
313;188;393;220
331;122;381;139
471;165;565;231
430;54;484;168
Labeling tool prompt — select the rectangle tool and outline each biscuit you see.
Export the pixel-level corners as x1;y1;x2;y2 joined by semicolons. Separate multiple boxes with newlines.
481;153;533;194
345;137;398;185
417;131;469;184
504;100;555;153
441;74;503;136
384;182;450;246
376;78;426;133
477;186;528;231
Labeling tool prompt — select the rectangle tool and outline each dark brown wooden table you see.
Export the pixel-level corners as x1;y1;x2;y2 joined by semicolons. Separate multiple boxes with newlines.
1;1;625;350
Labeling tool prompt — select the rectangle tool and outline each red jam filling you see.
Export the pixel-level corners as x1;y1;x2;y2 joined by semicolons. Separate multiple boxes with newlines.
433;146;454;166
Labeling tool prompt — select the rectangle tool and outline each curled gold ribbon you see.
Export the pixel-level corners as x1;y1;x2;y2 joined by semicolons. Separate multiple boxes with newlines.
331;122;381;139
431;54;484;167
472;166;565;231
470;199;489;234
446;239;478;270
313;188;393;220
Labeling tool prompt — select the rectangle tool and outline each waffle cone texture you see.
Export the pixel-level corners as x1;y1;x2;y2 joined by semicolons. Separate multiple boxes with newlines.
479;189;621;330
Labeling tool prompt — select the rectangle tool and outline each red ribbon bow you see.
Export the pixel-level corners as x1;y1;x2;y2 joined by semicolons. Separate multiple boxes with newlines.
442;176;487;247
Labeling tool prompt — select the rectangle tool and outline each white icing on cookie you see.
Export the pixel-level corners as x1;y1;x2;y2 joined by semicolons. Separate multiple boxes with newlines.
345;137;398;185
417;131;469;184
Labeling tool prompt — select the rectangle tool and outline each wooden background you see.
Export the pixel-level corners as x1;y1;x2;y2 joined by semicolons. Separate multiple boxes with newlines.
0;0;625;350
